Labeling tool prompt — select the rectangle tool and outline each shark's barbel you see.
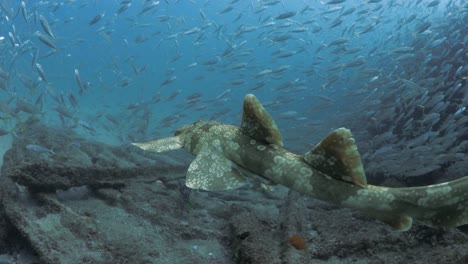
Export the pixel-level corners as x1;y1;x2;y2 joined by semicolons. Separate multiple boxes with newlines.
133;94;468;231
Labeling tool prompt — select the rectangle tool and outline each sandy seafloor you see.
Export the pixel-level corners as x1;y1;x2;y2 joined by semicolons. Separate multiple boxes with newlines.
0;119;468;264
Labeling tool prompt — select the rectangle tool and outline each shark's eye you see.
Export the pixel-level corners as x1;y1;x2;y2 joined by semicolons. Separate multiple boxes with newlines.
175;125;186;136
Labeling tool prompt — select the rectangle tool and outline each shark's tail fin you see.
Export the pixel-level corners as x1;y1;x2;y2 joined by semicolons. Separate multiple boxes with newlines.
394;176;468;229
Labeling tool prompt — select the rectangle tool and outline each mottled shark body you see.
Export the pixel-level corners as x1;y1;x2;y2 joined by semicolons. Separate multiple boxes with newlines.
133;94;468;231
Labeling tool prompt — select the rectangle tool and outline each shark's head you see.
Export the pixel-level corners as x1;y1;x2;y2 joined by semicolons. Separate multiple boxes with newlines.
132;120;217;154
174;124;191;137
174;120;203;137
174;120;217;155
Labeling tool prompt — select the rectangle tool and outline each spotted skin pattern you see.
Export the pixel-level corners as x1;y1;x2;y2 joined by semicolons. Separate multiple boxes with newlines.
133;94;468;231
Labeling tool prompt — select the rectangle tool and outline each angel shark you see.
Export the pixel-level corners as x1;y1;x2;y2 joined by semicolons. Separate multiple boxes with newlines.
133;94;468;231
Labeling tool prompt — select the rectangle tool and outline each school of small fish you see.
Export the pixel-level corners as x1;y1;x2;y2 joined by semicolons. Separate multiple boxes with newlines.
0;0;466;179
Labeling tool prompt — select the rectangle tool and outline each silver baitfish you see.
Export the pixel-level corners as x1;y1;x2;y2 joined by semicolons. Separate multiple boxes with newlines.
26;144;55;155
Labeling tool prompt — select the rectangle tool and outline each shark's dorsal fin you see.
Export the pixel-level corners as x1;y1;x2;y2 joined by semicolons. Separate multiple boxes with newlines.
186;144;247;191
132;136;183;152
240;94;283;146
303;128;367;187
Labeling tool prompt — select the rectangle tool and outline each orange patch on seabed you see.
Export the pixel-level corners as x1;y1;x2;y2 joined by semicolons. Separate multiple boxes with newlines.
288;235;307;250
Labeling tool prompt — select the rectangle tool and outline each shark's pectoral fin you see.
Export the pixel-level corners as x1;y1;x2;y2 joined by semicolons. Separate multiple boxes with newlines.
240;94;283;146
186;147;247;191
132;136;183;152
303;128;367;187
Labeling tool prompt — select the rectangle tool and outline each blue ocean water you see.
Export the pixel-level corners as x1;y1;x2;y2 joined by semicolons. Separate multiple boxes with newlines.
0;0;466;171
